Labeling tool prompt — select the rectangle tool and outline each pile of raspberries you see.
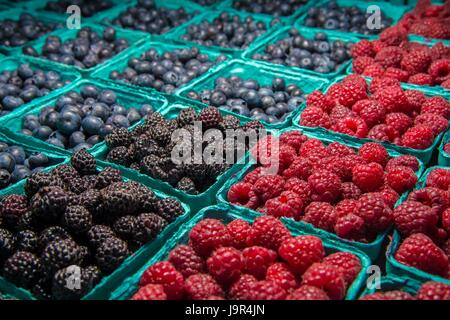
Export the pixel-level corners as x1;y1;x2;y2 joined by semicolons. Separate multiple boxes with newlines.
393;167;450;280
227;131;420;243
443;142;450;155
360;280;450;300
351;26;450;89
299;74;449;150
131;215;362;300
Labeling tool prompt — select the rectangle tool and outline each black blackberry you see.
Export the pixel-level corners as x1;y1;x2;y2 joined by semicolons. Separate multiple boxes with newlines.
149;124;171;146
3;251;41;289
24;172;64;197
130;137;163;160
95;167;122;189
176;177;198;194
242;120;264;133
131;182;157;212
87;225;116;249
155;198;184;222
78;189;102;217
71;150;97;176
140;155;170;181
177;107;197;127
95;237;130;274
130;162;140;171
16;210;39;232
14;230;38;253
84;265;102;288
30;186;68;223
198;106;223;130
0;228;14;262
53;164;80;185
79;245;92;265
105;127;132;148
144;112;166;127
113;215;137;240
218;115;241;131
38;226;71;251
31;277;52;300
166;119;179;132
1;194;29;228
133;213;168;243
100;182;138;216
51;265;94;300
62;206;93;235
68;177;89;195
167;166;184;185
207;163;230;177
82;174;99;190
132;123;152;137
106;146;130;166
184;162;210;187
41;239;83;274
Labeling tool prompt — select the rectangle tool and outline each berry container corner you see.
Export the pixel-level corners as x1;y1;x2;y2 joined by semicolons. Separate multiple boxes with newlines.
358;275;423;299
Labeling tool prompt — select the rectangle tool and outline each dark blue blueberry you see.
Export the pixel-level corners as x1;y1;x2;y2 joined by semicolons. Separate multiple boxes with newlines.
107;114;130;128
251;113;268;122
99;124;114;137
111;104;127;116
127;109;141;125
33;126;53;140
300;57;313;69
69;131;86;148
2;96;24;110
0;142;9;152
81;116;104;135
243;90;260;107
258;88;274;97
81;85;99;99
27;152;49;169
6;146;26;165
86;135;101;146
261;96;276;110
230;105;250;117
56;111;81;135
139;104;154;117
72;143;91;153
11;165;31;183
287;97;305;112
98;90;117;105
0;152;16;172
0;169;11;188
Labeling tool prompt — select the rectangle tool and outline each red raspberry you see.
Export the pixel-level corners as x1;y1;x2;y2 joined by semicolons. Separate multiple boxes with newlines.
401;125;435;150
335;199;359;217
246;280;287;300
207;247;243;286
416;281;450;300
284;178;312;205
249;215;292;251
414;113;448;136
243;167;263;184
385;155;419;172
445;142;450;154
301;263;347;300
351;40;375;58
334;213;366;241
386;166;418;194
313;156;347;180
266;191;304;220
373;85;409;113
441;207;450;234
329;105;356;124
409;187;449;216
253;175;285;203
340;154;366;181
184;274;224;300
299;139;329;160
227;219;252;249
442;239;450;259
356;193;392;235
426;168;450;191
368;124;398;142
395;233;449;278
265;262;298;291
334;117;368;138
131;284;167;300
421;96;450;119
377;186;400;208
286;285;330;300
278;236;325;275
374;46;404;68
371;40;387;53
330;80;368;108
189;219;231;257
322;252;362;285
228;274;257;300
353;56;376;74
242;246;277;279
405;90;426;113
393;200;439;237
442;78;450;89
401;50;432;74
277;145;297;171
369;76;400;94
408;73;434;86
308;169;342;203
168;245;205;278
251;135;276;165
306;91;335;113
380;26;407;46
359;101;386;127
362;63;386;77
359;143;389;167
139;262;185;299
282;157;312;180
428;59;450;83
343;74;368;89
279;130;308;152
340;182;362;200
300;106;331;129
327;141;355;157
360;291;414;300
228;182;260;209
385;113;413;135
352;162;384;192
303;202;338;232
430;42;450;60
384;67;410;82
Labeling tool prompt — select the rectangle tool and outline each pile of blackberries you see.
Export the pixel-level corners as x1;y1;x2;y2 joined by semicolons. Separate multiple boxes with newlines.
21;84;155;151
251;28;353;74
110;0;198;35
180;12;268;49
0;63;71;116
185;76;306;124
109;47;227;94
22;27;129;69
0;150;184;300
0;142;51;189
0;13;62;48
303;1;393;35
233;0;308;17
44;0;113;17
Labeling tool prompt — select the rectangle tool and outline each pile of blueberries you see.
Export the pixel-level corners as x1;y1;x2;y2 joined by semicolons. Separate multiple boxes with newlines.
0;13;62;48
233;0;308;17
0;63;70;116
21;84;155;151
303;1;393;35
22;27;129;69
251;28;353;74
44;0;113;18
109;47;227;94
110;0;198;35
180;12;269;49
185;76;306;124
0;142;51;189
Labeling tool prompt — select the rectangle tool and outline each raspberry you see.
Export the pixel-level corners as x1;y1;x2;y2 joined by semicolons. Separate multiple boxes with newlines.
265;262;298;291
287;285;330;300
351;40;375;58
361;291;414;300
421;96;450;119
306;91;335;113
227;182;259;209
430;42;450;60
168;245;205;278
139;262;185;299
131;284;167;300
334;117;368;138
313;156;347;180
426;168;450;191
362;63;385;77
242;246;277;279
341;182;362;200
377;186;400;208
368;124;397;142
393;200;439;238
283;178;312;205
330;80;368;108
327;142;355;157
308;169;342;203
428;59;450;83
249;215;291;251
278;236;325;275
416;281;450;300
266;191;303;220
409;187;449;216
373;85;409;113
385;113;412;135
405;90;426;113
358;143;389;167
184;274;224;300
352;163;384;192
334;213;366;241
385;155;419;172
359;101;386;127
243;167;263;184
353;56;376;74
279;131;308;152
443;209;450;234
401;50;432;74
322;252;361;286
189;219;231;257
226;219;252;249
335;199;359;217
277;145;297;171
299;139;329;160
329;105;355;124
341;154;367;181
300;107;331;129
386;166;418;194
442;78;450;89
303;202;338;232
343;75;368;89
282;157;312;180
246;280;287;300
356;193;392;235
401;125;435;150
374;46;404;68
414;113;448;136
253;175;285;203
207;247;243;286
408;73;434;86
384;67;410;82
380;26;407;46
228;274;258;300
301;263;347;300
369;77;400;94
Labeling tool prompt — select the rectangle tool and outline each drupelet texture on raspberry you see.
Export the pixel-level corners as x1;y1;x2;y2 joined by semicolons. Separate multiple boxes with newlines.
301;263;347;300
278;236;325;275
189;219;231;257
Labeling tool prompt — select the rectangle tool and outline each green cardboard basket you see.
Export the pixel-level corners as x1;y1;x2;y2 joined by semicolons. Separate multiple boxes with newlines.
438;129;450;166
358;276;422;298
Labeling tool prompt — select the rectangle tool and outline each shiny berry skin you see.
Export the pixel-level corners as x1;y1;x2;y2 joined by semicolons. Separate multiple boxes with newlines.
138;261;185;299
386;166;417;194
188;219;231;257
168;245;205;278
131;284;167;300
249;215;291;251
266;262;298;292
227;182;259;209
355;193;392;235
385;155;419;172
352;163;384;192
334;117;368;138
184;274;224;300
303;202;337;232
265;191;303;220
253;175;285;203
228;274;258;300
393;200;439;238
308;169;342;203
286;285;330;300
207;247;243;286
358;143;389;167
322;252;361;285
416;281;450;300
278;236;325;275
426;168;450;191
301;263;347;300
246;280;287;300
334;213;366;241
401;126;435;150
242;246;277;279
226;219;252;249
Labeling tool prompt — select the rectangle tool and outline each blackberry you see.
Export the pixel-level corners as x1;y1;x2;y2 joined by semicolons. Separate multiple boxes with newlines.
167;166;184;185
84;265;102;288
129;137;162;161
62;206;93;235
30;186;68;223
68;177;88;195
78;189;102;217
71;150;97;176
24;172;64;197
113;215;137;240
105;127;132;149
132;123;152;137
132;183;157;212
41;239;83;274
14;230;38;253
133;213;168;243
0;228;14;262
218;115;241;131
3;251;41;289
155;198;184;222
87;225;116;249
166;119;179;132
176;177;198;194
83;174;99;190
149;124;171;146
198;106;223;130
1;194;28;228
95;237;130;274
140;155;170;181
184;163;210;187
51;265;94;300
242;120;264;133
16;211;38;232
38;226;71;251
130;162;140;171
100;182;138;216
177;108;197;127
96;167;122;189
208;163;230;177
106;146;130;166
31;277;52;300
53;164;80;185
144;112;166;127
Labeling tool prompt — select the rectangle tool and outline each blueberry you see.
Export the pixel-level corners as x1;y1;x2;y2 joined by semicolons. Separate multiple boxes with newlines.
243;90;260;107
0;152;16;172
11;165;31;183
90;102;110;121
69;131;86;148
2;96;24;110
0;169;11;188
108;114;129;128
99;124;114;137
17;64;34;79
272;78;285;91
81;85;99;99
0;143;8;152
72;143;92;153
261;96;276;110
300;57;313;69
27;152;49;169
56;111;81;135
112;104;127;116
81;115;104;135
251;113;268;122
139;104;154;117
98;90;117;105
6;146;26;165
86;135;101;146
258;88;274;97
41;111;59;129
287;97;305;111
127;108;142;125
230;105;250;117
